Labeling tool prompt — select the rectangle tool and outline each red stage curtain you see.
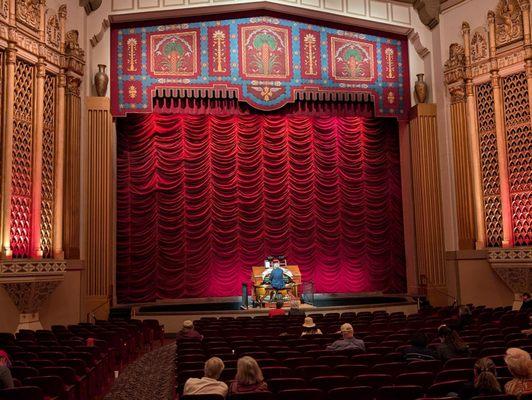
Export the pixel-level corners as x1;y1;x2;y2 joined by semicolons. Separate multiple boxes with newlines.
116;112;405;303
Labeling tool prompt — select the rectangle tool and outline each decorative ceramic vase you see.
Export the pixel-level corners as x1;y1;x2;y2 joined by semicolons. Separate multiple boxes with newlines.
414;73;428;104
94;64;109;97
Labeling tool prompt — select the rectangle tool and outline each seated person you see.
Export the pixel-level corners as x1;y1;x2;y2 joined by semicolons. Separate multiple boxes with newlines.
268;301;286;317
229;356;269;394
183;357;228;398
288;301;305;317
459;357;502;399
326;323;365;352
401;332;436;361
521;293;532;313
0;350;13;390
301;317;322;336
436;324;471;361
504;347;532;396
177;320;203;341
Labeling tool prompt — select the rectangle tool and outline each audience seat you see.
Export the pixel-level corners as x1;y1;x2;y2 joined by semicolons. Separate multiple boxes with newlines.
22;376;65;400
229;392;274;400
267;377;306;393
0;386;44;400
309;375;350;392
326;386;373;400
277;388;325;400
375;385;424;400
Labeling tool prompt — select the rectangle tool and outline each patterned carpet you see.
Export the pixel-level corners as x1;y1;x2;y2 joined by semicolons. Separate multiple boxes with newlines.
104;343;176;400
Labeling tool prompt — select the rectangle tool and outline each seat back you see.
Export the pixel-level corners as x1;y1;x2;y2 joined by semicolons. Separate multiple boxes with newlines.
278;388;325;400
327;386;373;400
0;386;44;400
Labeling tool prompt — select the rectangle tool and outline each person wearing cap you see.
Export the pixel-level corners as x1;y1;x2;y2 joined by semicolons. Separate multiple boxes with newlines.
326;323;365;351
177;319;203;341
0;350;14;390
301;317;322;336
183;357;228;397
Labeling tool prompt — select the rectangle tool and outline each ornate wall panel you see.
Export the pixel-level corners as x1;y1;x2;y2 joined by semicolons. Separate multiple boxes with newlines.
503;72;532;246
40;74;56;258
111;15;410;119
475;81;503;247
10;59;34;258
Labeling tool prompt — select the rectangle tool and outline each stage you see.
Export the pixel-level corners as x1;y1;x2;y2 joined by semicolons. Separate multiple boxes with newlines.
124;293;419;334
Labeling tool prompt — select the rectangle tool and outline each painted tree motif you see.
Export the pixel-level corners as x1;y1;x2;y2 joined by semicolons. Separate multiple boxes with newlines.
251;33;278;75
163;41;185;73
304;33;317;76
343;48;364;78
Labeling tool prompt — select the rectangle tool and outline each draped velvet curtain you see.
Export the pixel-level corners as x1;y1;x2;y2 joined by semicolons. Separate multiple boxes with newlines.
116;110;405;303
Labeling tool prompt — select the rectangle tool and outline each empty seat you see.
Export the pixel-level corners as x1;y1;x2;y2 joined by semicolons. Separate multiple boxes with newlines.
427;379;467;397
278;388;325;400
352;374;393;388
327;386;373;400
309;375;350;392
0;386;44;400
267;377;307;393
376;385;424;400
395;372;434;389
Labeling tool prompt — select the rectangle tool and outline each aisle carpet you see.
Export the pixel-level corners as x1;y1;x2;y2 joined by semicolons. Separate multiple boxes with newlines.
104;343;175;400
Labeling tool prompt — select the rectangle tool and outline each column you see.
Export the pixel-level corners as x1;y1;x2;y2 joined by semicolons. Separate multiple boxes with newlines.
1;38;16;257
450;97;476;249
409;104;448;305
53;72;66;259
462;22;487;249
63;75;82;259
85;97;114;320
30;58;46;258
487;11;513;248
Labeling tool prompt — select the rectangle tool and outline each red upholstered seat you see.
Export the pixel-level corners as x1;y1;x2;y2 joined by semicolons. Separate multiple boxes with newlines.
309;375;350;392
267;377;307;393
436;368;474;382
278;388;325;400
0;386;44;400
395;372;435;389
22;376;65;400
229;392;274;400
326;386;374;400
427;379;468;397
376;385;424;400
332;364;368;379
352;374;394;388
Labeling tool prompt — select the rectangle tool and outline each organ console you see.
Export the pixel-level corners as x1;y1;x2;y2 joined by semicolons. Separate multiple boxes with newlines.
251;265;302;306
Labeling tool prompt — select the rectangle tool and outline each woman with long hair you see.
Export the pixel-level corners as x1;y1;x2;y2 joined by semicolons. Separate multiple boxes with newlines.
459;357;501;399
436;324;471;361
229;356;269;394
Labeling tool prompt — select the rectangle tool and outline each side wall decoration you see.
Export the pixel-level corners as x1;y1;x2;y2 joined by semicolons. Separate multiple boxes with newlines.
111;16;409;119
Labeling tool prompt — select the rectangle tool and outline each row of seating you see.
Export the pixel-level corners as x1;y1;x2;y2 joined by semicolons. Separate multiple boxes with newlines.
0;318;164;400
175;305;531;400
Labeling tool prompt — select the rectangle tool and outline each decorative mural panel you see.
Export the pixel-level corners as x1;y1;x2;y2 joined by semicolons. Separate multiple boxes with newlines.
503;72;532;246
40;74;56;258
11;59;34;258
111;16;409;118
476;81;503;247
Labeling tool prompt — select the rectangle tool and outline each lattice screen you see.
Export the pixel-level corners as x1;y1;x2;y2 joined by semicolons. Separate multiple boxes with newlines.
475;82;504;247
40;73;56;258
10;59;34;258
503;72;532;246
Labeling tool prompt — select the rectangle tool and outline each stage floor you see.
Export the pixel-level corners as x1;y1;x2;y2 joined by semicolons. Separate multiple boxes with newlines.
125;293;419;334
